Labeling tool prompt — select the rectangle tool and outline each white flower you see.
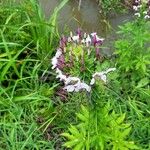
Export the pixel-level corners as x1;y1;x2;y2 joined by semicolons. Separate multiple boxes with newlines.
64;77;80;85
93;72;107;83
91;32;97;37
135;0;139;3
56;68;62;74
77;82;91;92
56;73;67;81
90;68;116;84
90;78;95;85
105;68;116;74
100;74;107;83
63;81;91;92
68;37;72;42
56;68;67;81
144;15;150;19
133;6;138;11
81;35;92;46
135;13;141;17
84;33;87;38
51;57;58;69
63;85;75;92
81;39;86;44
85;35;91;47
55;49;62;58
96;35;105;42
143;11;147;14
51;49;62;69
72;35;80;42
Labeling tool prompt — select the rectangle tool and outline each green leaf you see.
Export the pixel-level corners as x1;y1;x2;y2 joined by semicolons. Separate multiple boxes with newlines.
69;125;80;136
63;139;79;148
81;105;89;119
74;142;84;150
121;127;131;138
125;141;139;149
76;112;88;122
61;133;75;140
116;113;125;124
136;78;149;88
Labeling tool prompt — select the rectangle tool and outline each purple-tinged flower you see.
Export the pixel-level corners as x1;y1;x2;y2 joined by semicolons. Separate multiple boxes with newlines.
57;55;65;69
51;29;115;93
91;33;104;46
76;28;82;39
59;35;67;50
95;47;101;60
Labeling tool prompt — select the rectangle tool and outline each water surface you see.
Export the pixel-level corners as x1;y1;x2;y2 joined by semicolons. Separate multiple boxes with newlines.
40;0;133;54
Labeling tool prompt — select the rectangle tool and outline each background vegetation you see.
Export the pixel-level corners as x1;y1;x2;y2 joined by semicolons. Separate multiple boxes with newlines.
0;0;149;149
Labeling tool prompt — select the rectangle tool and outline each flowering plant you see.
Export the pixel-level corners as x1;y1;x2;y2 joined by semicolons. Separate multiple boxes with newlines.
133;0;150;19
51;29;116;93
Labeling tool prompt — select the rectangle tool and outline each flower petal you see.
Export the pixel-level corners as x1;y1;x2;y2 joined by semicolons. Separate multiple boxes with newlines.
90;78;95;85
63;85;75;92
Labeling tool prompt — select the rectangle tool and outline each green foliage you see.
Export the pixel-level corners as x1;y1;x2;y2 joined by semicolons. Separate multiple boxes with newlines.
0;81;56;149
0;0;68;82
115;20;150;94
98;0;125;15
113;19;150;149
0;0;68;149
62;104;139;150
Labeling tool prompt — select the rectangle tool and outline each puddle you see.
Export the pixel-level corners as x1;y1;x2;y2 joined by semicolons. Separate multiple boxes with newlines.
40;0;133;54
40;0;132;33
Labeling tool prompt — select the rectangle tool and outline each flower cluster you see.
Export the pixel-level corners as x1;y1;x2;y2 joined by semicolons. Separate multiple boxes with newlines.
90;68;116;85
133;0;150;19
56;68;91;92
51;29;116;92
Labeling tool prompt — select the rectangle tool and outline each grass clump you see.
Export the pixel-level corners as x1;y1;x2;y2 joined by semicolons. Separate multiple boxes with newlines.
0;0;68;149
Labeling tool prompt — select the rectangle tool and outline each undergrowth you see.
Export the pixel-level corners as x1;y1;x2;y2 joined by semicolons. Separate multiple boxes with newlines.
0;0;149;150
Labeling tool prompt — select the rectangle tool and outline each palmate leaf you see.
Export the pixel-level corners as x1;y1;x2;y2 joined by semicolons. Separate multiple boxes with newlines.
73;142;84;150
62;106;89;150
121;127;131;138
62;125;86;149
61;133;76;140
76;113;87;122
68;125;81;137
63;139;81;148
116;113;125;124
76;105;89;122
62;105;138;150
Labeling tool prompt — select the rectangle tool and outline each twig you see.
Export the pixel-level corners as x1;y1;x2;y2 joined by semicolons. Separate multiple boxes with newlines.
78;0;81;11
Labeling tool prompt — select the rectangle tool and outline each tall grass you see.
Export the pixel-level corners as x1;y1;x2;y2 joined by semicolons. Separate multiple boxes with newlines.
0;0;68;149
